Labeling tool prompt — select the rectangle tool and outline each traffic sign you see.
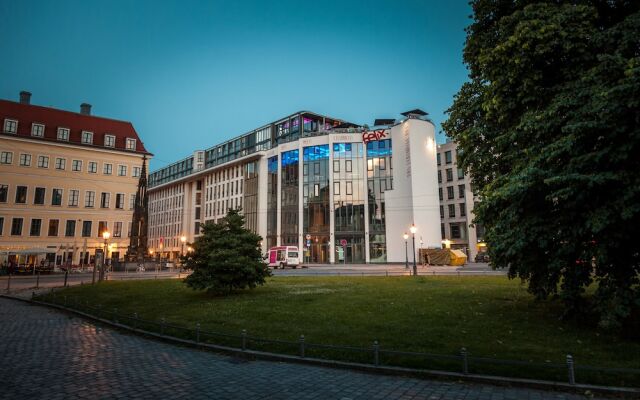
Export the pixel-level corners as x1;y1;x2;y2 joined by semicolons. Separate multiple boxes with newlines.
340;239;347;246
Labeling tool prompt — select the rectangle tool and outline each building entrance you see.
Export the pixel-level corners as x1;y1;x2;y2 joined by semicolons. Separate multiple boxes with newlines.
334;235;365;264
303;235;329;264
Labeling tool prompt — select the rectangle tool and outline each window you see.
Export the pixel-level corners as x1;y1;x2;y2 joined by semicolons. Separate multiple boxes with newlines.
52;188;63;206
19;153;31;166
129;194;136;210
457;168;465;179
445;151;452;164
346;181;353;195
81;131;93;144
100;192;110;208
103;163;112;175
113;222;122;237
367;159;373;171
438;170;442;183
11;218;23;235
55;158;66;170
115;193;125;209
440;205;444;219
460;203;466;217
4;119;17;133
48;219;59;236
458;184;465;198
125;138;136;150
446;168;453;182
334;182;340;195
98;221;108;237
439;187;443;201
104;134;116;147
37;155;49;168
57;127;70;141
379;158;386;170
345;160;352;173
31;123;45;137
88;161;97;173
68;189;79;206
0;152;12;164
0;185;7;202
30;219;42;236
117;165;127;176
133;166;141;178
72;160;82;171
15;186;27;203
85;191;95;207
437;153;441;166
34;187;46;204
65;220;76;237
447;186;454;200
82;221;92;237
450;223;461;239
448;204;456;218
333;160;340;172
0;217;3;235
313;184;319;197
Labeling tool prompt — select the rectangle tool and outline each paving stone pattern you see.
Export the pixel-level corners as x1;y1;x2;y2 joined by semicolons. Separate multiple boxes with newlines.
0;298;596;399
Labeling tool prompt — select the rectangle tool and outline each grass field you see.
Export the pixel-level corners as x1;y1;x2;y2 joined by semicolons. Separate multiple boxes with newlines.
42;276;640;386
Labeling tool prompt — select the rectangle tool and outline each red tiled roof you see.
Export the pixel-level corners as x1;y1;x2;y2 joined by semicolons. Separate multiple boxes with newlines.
0;99;151;155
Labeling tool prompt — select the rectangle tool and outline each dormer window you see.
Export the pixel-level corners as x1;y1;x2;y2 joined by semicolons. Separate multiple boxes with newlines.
104;134;116;147
57;127;70;141
3;119;17;134
125;138;136;150
31;123;45;137
81;131;93;144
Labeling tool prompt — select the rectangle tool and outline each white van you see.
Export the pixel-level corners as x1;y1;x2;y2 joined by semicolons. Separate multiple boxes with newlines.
266;246;300;269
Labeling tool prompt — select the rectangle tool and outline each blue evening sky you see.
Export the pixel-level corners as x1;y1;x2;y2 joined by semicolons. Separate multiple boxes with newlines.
0;0;471;170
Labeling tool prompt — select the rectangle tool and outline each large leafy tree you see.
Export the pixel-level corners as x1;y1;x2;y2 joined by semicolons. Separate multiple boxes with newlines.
184;210;270;294
443;0;640;329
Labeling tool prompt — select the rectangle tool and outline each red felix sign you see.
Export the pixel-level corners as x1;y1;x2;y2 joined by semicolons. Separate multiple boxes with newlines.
362;129;388;144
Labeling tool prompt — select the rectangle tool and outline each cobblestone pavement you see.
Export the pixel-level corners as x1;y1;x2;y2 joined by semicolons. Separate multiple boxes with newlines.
1;297;596;400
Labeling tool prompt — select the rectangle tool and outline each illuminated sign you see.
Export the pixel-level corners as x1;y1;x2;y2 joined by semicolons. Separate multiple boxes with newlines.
362;129;389;144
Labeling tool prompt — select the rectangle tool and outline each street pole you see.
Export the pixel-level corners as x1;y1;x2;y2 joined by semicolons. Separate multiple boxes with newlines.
412;233;417;276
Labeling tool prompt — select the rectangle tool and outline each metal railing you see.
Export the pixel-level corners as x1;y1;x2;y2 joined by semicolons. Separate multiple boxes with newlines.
35;290;640;389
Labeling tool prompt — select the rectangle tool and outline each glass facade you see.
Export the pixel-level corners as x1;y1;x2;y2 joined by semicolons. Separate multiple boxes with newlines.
281;150;299;246
243;160;259;233
266;156;278;248
367;139;392;262
333;143;366;264
302;145;330;263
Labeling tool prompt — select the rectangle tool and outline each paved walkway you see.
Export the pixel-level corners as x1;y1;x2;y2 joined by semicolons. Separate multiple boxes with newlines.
0;298;595;399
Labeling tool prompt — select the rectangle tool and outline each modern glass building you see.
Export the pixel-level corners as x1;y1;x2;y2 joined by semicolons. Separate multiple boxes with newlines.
147;110;441;264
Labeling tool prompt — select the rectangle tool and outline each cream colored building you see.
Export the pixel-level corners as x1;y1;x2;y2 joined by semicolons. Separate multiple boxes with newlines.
0;91;151;268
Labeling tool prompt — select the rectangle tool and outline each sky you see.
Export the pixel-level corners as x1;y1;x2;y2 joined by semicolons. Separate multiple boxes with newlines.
0;0;471;170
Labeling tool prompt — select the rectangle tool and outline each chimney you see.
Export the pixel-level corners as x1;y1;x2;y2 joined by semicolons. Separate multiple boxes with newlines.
80;103;92;115
19;91;32;105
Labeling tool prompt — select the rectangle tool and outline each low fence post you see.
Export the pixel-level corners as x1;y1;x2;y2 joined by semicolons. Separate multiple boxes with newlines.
299;335;305;358
6;274;10;293
373;341;379;366
160;318;166;335
241;329;247;351
566;354;575;385
196;323;201;343
461;347;468;375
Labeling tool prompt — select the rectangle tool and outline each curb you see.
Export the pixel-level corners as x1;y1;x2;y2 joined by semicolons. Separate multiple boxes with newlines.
2;293;638;398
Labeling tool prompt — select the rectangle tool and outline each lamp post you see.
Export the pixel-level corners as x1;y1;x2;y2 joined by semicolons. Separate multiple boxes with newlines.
410;224;417;276
180;236;187;269
420;236;424;266
403;233;409;270
101;230;110;281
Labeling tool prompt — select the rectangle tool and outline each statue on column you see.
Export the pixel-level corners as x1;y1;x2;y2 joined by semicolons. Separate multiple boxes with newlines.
126;155;149;262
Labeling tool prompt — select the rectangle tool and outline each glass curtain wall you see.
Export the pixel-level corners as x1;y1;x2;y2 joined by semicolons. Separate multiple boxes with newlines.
333;143;366;264
266;156;278;248
367;139;393;262
281;150;299;246
302;145;330;263
243;161;259;233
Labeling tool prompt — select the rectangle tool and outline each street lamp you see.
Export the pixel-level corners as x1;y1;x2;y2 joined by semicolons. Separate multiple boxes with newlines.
409;224;417;276
101;230;110;281
442;239;452;249
403;233;409;270
180;236;187;257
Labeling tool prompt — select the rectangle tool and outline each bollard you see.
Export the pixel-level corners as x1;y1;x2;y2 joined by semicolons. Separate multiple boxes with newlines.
161;318;166;335
113;308;118;323
196;323;201;343
461;347;469;374
241;329;247;351
36;272;40;289
566;355;575;385
64;270;69;287
6;274;10;293
373;341;379;366
299;335;305;358
133;313;138;329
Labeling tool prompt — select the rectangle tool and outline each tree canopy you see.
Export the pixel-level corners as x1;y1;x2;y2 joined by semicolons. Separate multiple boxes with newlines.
443;0;640;329
184;210;270;294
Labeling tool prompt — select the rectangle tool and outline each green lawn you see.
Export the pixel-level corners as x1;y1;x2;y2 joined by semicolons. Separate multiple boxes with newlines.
42;276;639;386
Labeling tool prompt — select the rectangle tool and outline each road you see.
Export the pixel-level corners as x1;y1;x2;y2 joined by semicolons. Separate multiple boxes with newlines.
1;263;504;294
0;297;592;400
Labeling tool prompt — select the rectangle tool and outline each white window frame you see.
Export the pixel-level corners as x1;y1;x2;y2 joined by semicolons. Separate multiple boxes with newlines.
117;164;127;176
57;127;70;141
3;119;18;134
68;189;79;207
37;155;49;168
115;193;125;209
19;153;31;167
81;131;93;144
104;134;116;148
71;159;82;172
100;192;110;208
88;161;98;173
55;157;66;170
0;152;13;164
125;138;136;150
103;163;112;175
132;166;141;178
85;191;95;208
31;123;45;137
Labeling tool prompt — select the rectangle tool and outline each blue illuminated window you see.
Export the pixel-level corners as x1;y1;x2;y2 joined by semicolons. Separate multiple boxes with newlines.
281;150;299;167
303;145;329;161
268;156;278;173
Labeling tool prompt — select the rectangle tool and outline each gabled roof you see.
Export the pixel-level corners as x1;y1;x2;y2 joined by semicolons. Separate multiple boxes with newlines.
0;99;151;155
